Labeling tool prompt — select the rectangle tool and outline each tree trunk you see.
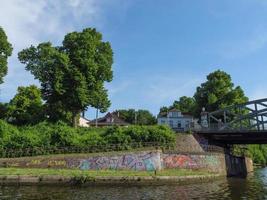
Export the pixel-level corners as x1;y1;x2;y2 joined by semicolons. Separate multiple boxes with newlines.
72;110;80;128
95;108;99;127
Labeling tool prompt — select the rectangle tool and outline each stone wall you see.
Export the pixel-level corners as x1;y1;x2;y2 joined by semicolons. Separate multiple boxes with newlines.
162;153;226;174
0;151;162;171
0;150;253;176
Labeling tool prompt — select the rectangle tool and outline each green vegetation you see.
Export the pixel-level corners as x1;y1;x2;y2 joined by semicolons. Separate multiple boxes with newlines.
0;168;212;177
6;85;44;125
115;109;157;125
0;120;175;157
247;145;267;166
18;28;113;127
0;27;12;84
161;70;248;117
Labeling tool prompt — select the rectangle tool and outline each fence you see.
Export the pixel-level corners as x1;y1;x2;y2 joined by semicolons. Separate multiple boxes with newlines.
0;141;227;158
0;142;174;158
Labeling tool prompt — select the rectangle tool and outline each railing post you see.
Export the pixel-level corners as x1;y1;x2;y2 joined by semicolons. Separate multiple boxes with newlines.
255;103;260;131
261;115;265;130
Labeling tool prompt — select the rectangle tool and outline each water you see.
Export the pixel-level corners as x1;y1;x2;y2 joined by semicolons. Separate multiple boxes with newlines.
1;168;267;199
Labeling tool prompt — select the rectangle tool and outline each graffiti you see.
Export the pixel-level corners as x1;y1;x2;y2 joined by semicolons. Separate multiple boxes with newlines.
204;156;220;167
163;154;222;171
26;159;41;166
7;162;19;167
48;160;66;167
77;152;160;171
163;155;197;169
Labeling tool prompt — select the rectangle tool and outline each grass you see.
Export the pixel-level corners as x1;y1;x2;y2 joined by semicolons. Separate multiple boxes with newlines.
0;168;213;178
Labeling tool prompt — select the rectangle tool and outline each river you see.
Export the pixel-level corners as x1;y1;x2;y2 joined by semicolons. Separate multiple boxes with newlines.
1;168;267;199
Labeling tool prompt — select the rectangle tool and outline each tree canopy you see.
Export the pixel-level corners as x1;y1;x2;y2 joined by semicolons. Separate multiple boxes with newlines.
194;70;248;116
115;109;157;125
0;27;12;84
18;28;113;127
160;70;248;118
7;85;43;125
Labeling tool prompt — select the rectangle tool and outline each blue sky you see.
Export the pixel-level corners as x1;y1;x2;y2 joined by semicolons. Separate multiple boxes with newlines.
0;0;267;119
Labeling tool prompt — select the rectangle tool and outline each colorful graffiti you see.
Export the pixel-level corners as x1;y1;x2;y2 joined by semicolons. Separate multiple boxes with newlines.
163;154;222;171
75;152;160;171
163;155;197;168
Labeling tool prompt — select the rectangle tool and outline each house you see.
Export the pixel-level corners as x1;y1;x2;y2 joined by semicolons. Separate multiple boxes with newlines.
79;116;90;127
157;109;194;132
89;112;129;127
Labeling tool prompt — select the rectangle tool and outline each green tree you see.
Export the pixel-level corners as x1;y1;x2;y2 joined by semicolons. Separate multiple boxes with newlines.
194;70;248;116
18;28;113;127
7;85;43;125
0;27;12;84
116;109;157;125
0;102;8;119
170;96;196;113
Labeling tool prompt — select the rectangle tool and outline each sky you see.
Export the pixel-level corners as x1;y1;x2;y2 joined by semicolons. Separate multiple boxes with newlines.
0;0;267;119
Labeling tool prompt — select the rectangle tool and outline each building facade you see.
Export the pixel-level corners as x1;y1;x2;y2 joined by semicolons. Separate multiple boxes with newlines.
157;109;194;132
89;112;129;127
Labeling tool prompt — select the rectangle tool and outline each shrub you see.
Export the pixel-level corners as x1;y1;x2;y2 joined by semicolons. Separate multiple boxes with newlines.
0;120;176;157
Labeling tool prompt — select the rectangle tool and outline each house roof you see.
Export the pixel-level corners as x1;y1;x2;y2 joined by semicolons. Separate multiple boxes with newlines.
157;110;193;118
89;112;129;125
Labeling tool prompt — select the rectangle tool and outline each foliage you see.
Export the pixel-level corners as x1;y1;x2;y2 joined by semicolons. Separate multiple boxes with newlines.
0;120;176;157
160;96;196;114
247;145;267;166
160;70;247;118
115;109;157;125
0;103;8;119
18;28;113;127
7;85;44;125
0;27;12;84
194;70;248;116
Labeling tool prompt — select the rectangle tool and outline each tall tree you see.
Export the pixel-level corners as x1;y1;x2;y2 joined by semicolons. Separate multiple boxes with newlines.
0;27;12;84
18;28;113;127
116;109;157;125
7;85;43;125
170;96;196;113
194;70;248;116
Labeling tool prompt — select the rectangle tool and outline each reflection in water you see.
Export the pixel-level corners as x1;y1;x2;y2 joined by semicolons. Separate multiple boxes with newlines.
1;168;267;199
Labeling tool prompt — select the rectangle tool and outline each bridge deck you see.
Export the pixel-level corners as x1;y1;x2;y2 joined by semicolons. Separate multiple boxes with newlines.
196;130;267;144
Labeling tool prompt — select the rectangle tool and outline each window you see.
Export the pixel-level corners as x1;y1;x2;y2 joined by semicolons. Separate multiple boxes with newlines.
161;120;165;124
169;120;173;127
177;121;181;128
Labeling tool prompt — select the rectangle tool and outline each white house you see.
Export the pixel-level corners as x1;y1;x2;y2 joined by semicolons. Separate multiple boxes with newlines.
157;109;194;132
79;116;90;127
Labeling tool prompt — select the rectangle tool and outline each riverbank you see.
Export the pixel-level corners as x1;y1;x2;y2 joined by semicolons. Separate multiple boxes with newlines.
0;168;222;186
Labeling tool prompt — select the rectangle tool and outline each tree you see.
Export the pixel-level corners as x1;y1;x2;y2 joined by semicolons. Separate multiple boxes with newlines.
7;85;43;125
0;103;8;119
0;27;12;84
18;28;113;127
194;70;248;116
170;96;196;113
115;109;157;125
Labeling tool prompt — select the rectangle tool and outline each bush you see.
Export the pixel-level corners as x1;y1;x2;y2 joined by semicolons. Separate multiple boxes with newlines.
0;120;176;157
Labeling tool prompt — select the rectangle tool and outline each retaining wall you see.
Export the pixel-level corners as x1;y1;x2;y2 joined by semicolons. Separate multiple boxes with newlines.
0;151;162;171
0;150;253;176
162;153;226;174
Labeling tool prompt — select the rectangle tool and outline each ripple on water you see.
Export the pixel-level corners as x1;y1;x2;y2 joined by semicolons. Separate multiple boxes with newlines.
0;169;267;200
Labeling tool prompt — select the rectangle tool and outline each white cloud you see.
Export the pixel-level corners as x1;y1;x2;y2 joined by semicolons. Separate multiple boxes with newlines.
0;0;126;102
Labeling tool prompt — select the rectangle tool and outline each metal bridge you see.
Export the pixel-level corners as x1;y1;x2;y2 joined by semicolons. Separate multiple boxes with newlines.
196;98;267;144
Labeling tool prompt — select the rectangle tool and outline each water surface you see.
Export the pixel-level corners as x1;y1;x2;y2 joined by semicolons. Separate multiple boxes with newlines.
1;168;267;199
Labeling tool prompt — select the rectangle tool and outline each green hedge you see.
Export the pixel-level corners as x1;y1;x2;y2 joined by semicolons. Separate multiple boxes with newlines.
0;120;176;157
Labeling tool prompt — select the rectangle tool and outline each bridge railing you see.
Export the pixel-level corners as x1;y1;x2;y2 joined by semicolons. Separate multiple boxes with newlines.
201;98;267;132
